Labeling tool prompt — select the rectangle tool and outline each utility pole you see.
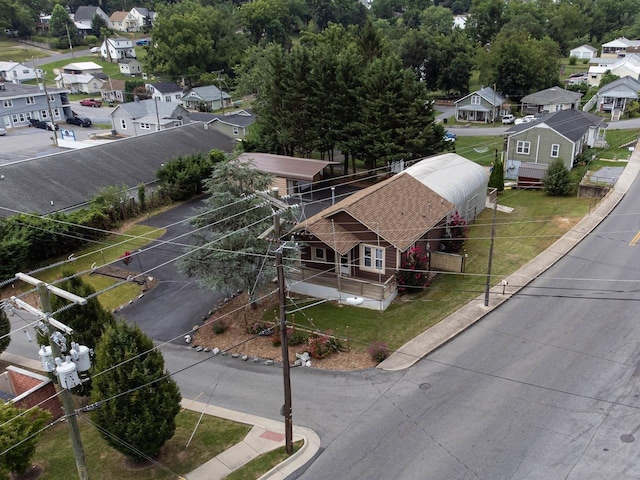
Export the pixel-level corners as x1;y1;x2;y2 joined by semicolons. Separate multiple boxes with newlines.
65;23;75;58
13;273;90;480
272;189;293;455
484;198;498;306
32;59;58;147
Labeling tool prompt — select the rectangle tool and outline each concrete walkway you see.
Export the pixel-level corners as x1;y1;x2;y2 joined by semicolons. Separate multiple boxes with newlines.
182;400;320;480
379;145;640;371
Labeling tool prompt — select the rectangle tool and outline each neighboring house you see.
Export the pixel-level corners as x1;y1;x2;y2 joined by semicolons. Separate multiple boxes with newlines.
101;78;126;104
62;62;103;75
0;366;63;420
109;10;139;32
454;86;506;123
55;72;106;94
146;82;183;102
569;45;598;59
504;109;607;180
600;37;640;59
0;61;41;83
593;76;640;115
0;82;71;129
586;54;640;87
73;5;110;29
516;162;548;189
453;14;467;29
237;152;339;198
100;37;136;62
520;87;582;114
110;98;190;136
0;123;236;215
129;7;155;29
199;109;255;139
118;58;142;76
181;85;232;111
289;153;488;310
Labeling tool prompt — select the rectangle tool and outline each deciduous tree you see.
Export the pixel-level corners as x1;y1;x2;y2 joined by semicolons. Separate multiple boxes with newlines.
0;403;50;477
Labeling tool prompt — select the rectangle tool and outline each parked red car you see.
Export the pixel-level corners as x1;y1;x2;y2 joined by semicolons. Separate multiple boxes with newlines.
80;99;102;107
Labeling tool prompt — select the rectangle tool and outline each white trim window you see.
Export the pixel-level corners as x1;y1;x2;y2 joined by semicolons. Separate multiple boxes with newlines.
550;144;560;158
48;94;55;102
311;247;326;262
471;95;481;105
360;244;384;273
516;140;531;155
233;126;239;135
41;110;48;119
120;119;127;129
53;108;60;118
3;99;12;107
26;96;35;105
140;122;151;129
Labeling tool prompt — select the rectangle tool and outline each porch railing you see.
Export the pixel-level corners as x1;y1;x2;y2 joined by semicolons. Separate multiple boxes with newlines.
287;265;396;301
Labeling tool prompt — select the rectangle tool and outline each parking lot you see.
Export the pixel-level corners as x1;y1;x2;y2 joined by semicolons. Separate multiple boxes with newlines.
0;101;115;165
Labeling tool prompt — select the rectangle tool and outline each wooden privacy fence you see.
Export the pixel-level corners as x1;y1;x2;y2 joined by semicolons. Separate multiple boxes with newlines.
431;251;465;273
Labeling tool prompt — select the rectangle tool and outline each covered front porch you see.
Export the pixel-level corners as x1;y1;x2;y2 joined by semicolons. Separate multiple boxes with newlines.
287;265;398;311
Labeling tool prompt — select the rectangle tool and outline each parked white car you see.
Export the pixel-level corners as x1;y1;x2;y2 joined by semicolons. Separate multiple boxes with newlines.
514;115;536;125
501;114;515;124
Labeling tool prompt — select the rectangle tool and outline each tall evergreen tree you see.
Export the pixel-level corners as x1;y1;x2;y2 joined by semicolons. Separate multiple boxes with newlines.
90;321;181;461
178;155;280;303
49;4;77;44
488;157;504;192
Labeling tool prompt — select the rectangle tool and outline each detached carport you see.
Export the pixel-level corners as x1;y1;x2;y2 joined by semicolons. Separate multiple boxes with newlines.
237;153;340;200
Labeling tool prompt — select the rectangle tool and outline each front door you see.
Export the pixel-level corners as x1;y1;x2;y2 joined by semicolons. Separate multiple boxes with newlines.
340;252;351;276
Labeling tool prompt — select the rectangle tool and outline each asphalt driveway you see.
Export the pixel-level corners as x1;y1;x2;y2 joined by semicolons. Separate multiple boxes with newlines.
117;198;227;343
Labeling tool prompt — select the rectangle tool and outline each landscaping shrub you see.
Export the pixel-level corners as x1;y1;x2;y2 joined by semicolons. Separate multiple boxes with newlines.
368;341;390;363
287;328;308;346
211;319;228;334
247;320;272;335
308;333;333;359
397;245;429;293
440;211;469;254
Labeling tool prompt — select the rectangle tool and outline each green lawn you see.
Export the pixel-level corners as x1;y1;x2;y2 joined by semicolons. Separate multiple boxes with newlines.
282;190;592;352
9;224;166;312
454;136;505;166
0;40;50;62
32;409;251;480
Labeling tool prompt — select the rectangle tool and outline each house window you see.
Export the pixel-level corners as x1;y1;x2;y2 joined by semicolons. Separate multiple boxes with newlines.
233;126;239;135
48;94;55;102
175;94;181;99
164;95;171;102
311;247;326;262
140;123;151;129
120;119;127;129
550;144;560;158
3;100;12;107
26;96;35;105
41;110;48;119
53;108;60;118
516;140;530;155
360;244;384;273
11;114;19;123
471;95;481;105
22;70;29;74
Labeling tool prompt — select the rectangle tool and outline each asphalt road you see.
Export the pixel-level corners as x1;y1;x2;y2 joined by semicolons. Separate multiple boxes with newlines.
116;199;228;343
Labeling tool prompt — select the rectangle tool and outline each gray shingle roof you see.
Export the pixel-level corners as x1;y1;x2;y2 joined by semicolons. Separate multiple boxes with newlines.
598;77;640;96
151;82;182;94
73;6;98;22
182;85;230;101
506;109;603;142
521;87;582;105
0;123;235;216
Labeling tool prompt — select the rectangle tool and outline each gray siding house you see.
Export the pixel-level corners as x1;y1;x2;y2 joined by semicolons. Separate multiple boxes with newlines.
181;85;232;112
0;82;71;129
504;109;606;179
201;109;255;139
454;86;506;123
520;87;582;115
109;99;190;136
593;77;640;114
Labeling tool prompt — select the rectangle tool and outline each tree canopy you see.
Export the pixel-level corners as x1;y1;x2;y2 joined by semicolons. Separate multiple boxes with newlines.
90;320;181;461
0;403;50;476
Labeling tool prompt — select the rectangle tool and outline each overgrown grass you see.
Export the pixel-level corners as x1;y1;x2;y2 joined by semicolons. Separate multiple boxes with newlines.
226;441;304;480
281;190;592;352
0;40;50;62
8;224;165;311
32;409;251;480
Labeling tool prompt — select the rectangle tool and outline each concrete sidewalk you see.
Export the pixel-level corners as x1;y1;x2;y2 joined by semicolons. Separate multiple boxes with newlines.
379;151;640;371
182;400;320;480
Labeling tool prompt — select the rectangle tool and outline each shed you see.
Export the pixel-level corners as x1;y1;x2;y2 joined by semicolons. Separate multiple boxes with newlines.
403;153;488;222
569;45;597;59
517;162;548;189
